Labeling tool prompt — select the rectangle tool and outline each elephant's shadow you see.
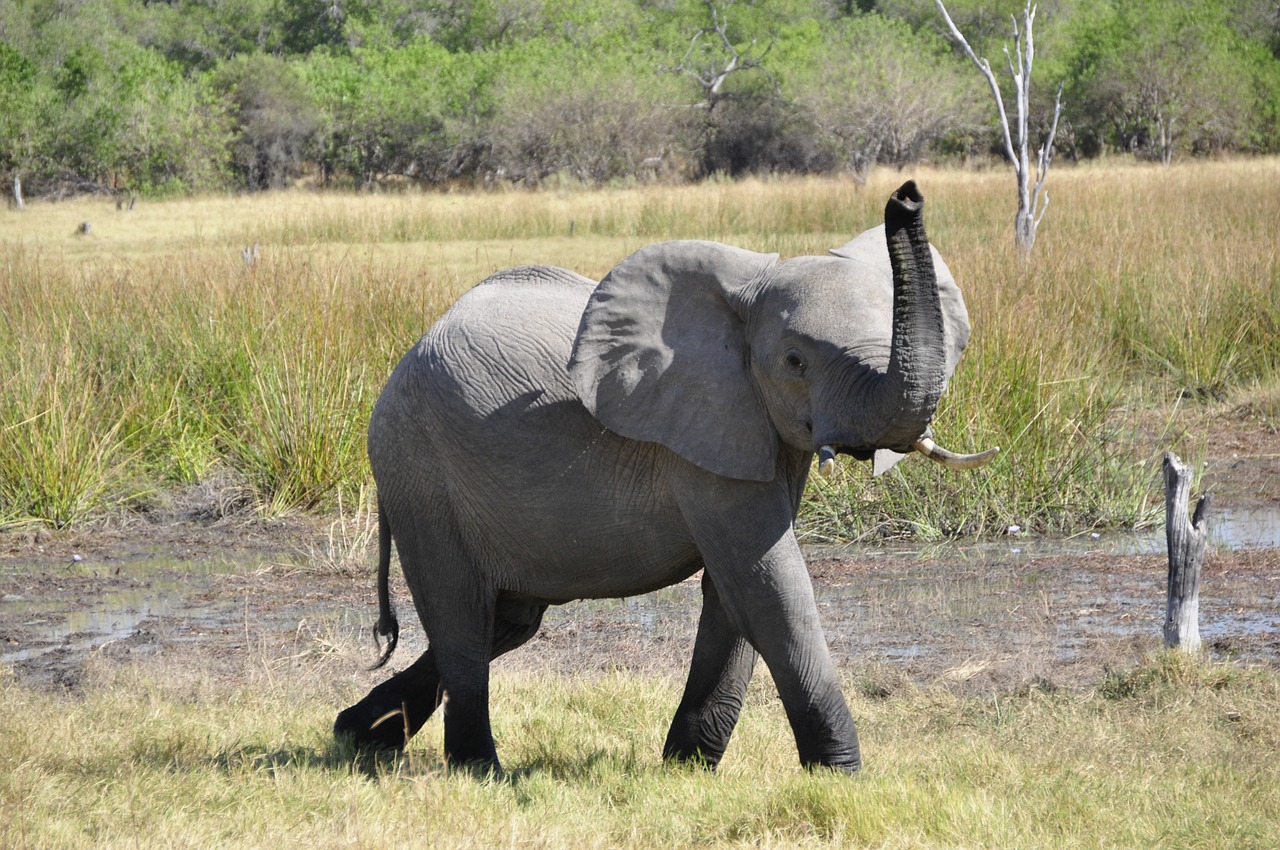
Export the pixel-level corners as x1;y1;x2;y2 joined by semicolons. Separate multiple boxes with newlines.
213;740;399;778
327;735;676;784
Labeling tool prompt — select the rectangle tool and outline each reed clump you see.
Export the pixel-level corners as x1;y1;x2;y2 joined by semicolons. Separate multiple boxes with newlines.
2;159;1277;533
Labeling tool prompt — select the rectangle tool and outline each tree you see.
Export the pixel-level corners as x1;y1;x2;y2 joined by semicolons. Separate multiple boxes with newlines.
0;43;50;205
1066;0;1268;163
676;0;777;113
303;39;496;186
488;68;684;185
138;0;279;69
215;54;322;189
110;48;232;193
936;0;1062;255
790;14;982;179
483;29;687;185
670;0;831;177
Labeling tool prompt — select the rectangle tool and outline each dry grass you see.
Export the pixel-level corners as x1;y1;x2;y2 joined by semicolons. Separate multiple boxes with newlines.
1;648;1276;849
2;160;1277;531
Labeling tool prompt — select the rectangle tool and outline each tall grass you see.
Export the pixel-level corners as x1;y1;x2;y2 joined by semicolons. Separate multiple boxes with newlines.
1;652;1277;848
1;160;1277;531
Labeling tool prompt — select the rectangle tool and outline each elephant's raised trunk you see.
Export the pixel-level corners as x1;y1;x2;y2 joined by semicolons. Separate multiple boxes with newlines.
816;181;1000;477
871;181;948;450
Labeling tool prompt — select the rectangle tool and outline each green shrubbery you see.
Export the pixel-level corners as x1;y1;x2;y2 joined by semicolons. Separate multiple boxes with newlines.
2;0;1279;196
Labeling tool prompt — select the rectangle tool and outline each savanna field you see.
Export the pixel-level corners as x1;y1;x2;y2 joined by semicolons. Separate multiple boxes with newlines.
2;161;1279;847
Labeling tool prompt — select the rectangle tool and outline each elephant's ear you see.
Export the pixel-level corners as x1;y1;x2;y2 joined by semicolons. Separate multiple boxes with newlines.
830;225;971;380
570;240;781;482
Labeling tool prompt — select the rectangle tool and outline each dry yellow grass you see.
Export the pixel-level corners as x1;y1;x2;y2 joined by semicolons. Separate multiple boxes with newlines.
1;650;1276;849
2;159;1277;529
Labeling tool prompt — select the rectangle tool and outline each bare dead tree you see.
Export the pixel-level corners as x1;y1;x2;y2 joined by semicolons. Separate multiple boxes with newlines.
935;0;1063;255
677;0;775;112
1163;452;1210;653
11;174;23;210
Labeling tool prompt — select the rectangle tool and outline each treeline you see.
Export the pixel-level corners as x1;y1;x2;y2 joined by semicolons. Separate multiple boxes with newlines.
2;0;1279;196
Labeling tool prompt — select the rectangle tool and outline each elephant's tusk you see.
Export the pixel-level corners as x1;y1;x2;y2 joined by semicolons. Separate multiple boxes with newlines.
913;437;1000;470
368;708;404;732
817;445;837;477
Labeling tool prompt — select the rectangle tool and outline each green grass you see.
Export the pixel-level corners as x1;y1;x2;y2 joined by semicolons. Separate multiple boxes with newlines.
2;652;1276;848
2;160;1278;531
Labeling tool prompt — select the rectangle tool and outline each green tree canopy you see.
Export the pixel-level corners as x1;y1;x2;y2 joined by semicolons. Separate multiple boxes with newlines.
1;0;1277;195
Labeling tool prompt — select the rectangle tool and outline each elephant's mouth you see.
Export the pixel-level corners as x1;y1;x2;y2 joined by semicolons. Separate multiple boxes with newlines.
816;439;1000;476
817;444;875;464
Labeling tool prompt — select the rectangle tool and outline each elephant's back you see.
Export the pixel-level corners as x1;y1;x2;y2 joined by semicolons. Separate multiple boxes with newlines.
370;262;609;491
403;265;595;416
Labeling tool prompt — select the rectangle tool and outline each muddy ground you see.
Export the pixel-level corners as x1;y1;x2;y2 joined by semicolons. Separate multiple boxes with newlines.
2;414;1278;698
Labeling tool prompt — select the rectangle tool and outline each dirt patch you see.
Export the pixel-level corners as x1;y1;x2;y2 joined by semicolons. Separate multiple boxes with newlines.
3;517;1277;699
1148;402;1280;505
2;416;1278;697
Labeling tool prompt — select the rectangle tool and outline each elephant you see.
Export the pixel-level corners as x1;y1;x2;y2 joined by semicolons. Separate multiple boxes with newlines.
333;181;997;774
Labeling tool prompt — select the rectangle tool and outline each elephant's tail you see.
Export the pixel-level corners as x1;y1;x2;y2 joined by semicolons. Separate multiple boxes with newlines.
370;497;399;669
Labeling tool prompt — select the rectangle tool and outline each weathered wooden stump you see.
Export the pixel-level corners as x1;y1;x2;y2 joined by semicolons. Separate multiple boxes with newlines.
1162;452;1211;652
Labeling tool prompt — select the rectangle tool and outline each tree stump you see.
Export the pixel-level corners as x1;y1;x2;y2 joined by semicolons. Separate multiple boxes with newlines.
1162;452;1211;652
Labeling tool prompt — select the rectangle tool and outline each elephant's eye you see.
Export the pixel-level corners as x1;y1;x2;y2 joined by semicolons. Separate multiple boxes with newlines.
784;351;806;376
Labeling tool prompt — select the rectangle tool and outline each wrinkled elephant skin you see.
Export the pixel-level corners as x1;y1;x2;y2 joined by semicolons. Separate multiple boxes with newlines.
334;182;991;774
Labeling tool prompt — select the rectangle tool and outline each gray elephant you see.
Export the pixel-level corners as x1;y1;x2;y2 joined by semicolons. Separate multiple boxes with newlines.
334;181;997;774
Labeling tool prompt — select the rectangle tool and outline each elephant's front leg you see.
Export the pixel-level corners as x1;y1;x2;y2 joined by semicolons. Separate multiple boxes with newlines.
677;476;861;773
664;571;758;768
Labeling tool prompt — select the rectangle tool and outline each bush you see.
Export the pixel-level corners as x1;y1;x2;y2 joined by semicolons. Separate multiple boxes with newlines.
303;40;496;187
695;96;832;177
486;38;691;184
786;14;984;177
214;54;323;190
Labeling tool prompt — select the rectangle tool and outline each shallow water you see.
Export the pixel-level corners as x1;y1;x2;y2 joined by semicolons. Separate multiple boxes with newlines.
3;507;1277;680
0;555;240;664
823;503;1280;561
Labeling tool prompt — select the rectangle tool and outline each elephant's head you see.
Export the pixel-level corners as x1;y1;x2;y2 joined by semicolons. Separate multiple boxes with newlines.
568;181;998;482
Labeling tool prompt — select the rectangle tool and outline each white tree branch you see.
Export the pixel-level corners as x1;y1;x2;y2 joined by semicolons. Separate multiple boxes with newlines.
937;0;1061;255
678;0;772;108
935;0;1018;167
1032;81;1064;228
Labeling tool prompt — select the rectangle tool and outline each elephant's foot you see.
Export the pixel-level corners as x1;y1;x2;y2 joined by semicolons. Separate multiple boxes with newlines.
805;757;861;775
798;737;860;778
662;716;732;771
334;653;441;750
662;746;721;772
334;696;416;751
446;753;504;779
441;704;501;775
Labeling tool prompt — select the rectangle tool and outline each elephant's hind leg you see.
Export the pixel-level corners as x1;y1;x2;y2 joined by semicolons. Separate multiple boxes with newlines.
435;602;548;767
334;649;441;750
663;572;759;769
384;521;503;773
431;596;554;773
334;602;545;756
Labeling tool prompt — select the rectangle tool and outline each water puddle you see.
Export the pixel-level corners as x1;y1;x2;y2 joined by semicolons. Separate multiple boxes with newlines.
0;552;273;665
3;505;1277;682
812;503;1280;562
2;594;225;664
1105;503;1280;555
